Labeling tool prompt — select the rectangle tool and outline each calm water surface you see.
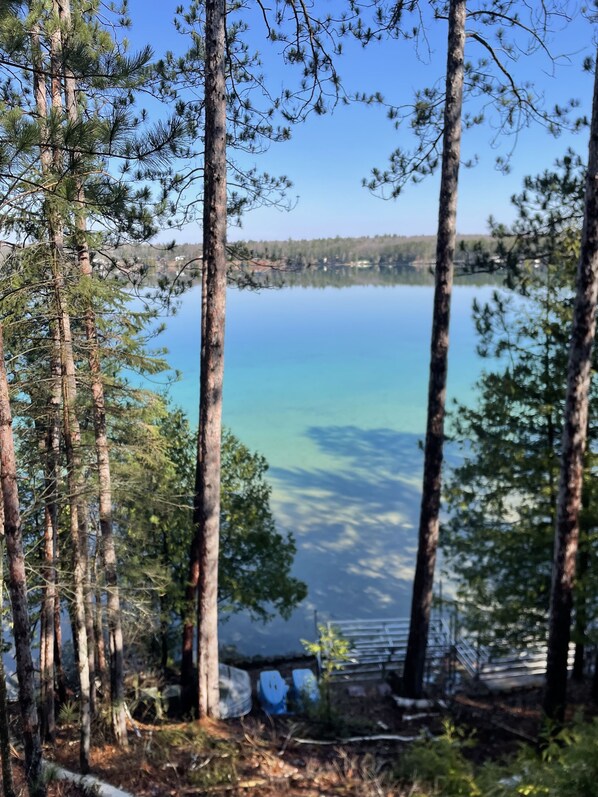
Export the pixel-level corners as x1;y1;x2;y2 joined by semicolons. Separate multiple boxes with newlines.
161;283;493;655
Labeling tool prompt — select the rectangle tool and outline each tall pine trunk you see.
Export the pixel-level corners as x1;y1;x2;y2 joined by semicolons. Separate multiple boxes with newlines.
37;13;92;769
41;331;61;740
57;0;128;744
53;540;67;707
52;252;92;773
0;323;45;797
181;265;208;713
196;0;227;719
402;0;466;699
32;19;59;742
543;48;598;722
55;0;97;721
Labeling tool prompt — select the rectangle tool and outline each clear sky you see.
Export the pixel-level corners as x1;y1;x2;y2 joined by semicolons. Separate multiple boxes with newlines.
126;1;596;243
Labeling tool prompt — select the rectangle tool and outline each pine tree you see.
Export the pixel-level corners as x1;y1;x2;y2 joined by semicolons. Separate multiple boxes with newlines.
356;0;580;697
0;320;45;797
544;48;598;723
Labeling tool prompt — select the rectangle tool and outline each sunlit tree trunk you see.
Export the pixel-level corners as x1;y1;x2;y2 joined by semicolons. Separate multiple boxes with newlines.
32;19;59;742
48;17;69;711
36;12;93;770
0;323;45;797
52;252;92;773
54;543;68;707
94;584;110;700
57;0;128;744
403;0;466;699
543;48;598;723
181;265;208;713
195;0;227;719
40;334;61;741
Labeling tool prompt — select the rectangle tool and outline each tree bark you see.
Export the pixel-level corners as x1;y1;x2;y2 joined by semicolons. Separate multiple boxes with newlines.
46;19;68;714
181;461;203;712
0;323;45;797
57;0;128;745
40;328;61;740
39;11;93;769
402;0;466;699
94;584;110;700
52;252;92;773
196;0;227;719
32;20;59;742
54;548;68;708
572;543;588;682
0;500;16;797
181;265;208;714
543;48;598;723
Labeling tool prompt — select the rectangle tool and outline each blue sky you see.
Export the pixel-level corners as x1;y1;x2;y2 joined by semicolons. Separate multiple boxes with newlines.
126;1;596;242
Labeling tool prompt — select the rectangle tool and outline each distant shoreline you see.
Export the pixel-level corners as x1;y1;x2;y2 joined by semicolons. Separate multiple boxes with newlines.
106;233;506;287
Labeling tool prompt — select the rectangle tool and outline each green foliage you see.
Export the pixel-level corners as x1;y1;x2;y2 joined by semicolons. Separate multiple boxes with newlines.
475;719;598;797
395;721;480;797
442;156;598;649
302;624;352;683
0;0;176;249
301;624;352;728
395;719;598;797
116;401;307;662
57;700;79;727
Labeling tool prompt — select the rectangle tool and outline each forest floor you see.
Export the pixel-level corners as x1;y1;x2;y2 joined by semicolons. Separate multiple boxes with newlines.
34;673;597;797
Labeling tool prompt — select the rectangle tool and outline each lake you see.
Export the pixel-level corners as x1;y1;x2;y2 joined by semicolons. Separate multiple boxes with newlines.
159;279;496;656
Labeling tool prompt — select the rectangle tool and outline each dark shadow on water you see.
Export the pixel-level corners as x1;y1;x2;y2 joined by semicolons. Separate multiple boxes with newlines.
222;426;460;656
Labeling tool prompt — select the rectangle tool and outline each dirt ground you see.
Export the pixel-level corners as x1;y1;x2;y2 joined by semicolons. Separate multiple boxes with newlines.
35;672;597;797
10;762;85;797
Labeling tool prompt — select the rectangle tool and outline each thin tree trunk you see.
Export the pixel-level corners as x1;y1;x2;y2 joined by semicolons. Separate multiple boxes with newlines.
40;330;61;740
0;323;45;797
41;13;92;769
32;18;59;742
181;265;208;713
55;0;98;720
54;553;67;707
40;501;57;739
93;585;110;701
402;0;466;699
196;0;227;720
0;648;16;797
181;465;202;713
48;21;68;705
572;544;589;682
57;0;128;745
0;501;16;797
50;247;92;771
543;48;598;723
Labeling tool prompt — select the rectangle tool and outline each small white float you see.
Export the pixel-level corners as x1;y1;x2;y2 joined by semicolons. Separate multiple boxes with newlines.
219;663;252;719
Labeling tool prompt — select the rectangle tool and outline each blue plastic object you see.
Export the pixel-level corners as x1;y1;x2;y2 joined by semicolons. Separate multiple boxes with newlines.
257;670;289;715
290;668;320;709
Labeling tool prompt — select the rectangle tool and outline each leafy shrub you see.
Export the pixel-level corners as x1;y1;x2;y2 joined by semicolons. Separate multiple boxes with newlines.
395;721;480;797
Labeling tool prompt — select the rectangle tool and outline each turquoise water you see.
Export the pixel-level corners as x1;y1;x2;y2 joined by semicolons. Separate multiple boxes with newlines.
159;283;493;655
